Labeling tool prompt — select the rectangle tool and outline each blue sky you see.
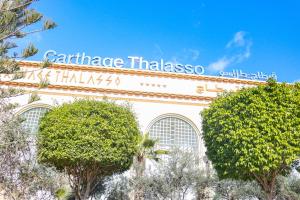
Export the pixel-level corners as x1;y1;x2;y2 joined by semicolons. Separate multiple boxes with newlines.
27;0;300;82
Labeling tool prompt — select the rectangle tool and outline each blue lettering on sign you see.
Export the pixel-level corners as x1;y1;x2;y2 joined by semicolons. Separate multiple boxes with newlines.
43;50;205;75
219;70;277;81
43;50;277;81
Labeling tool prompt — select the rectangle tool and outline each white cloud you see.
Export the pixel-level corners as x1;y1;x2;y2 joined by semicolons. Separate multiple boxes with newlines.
208;31;252;72
233;42;252;63
208;57;232;71
226;31;247;48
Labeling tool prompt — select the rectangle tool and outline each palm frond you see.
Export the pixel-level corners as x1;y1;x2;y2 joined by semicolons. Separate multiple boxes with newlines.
154;149;168;155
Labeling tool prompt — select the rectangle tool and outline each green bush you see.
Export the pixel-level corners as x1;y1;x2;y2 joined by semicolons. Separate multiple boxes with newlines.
37;99;140;200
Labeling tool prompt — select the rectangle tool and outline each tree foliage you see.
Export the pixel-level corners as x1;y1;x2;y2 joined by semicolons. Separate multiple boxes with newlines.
0;99;64;200
213;175;300;200
0;2;59;199
134;149;209;200
133;133;168;200
95;149;210;200
99;174;131;200
135;133;167;164
201;80;300;199
37;100;141;200
96;149;300;200
213;179;265;200
0;0;56;73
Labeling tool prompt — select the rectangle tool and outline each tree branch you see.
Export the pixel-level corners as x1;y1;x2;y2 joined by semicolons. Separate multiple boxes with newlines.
0;0;35;12
0;25;27;42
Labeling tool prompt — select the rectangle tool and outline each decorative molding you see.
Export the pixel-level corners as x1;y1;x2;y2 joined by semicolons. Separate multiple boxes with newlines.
145;113;202;137
0;81;214;102
19;61;266;85
16;102;52;115
31;90;211;107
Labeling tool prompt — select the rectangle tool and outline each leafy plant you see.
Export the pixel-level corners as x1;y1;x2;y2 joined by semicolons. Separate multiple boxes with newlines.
38;99;141;200
0;0;56;74
0;99;64;200
28;92;40;103
201;79;300;199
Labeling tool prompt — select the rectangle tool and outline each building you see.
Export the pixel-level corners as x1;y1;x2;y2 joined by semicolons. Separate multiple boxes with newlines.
0;60;265;168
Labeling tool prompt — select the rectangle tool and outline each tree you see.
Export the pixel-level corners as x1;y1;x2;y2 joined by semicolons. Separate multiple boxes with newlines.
97;149;209;200
100;174;131;200
136;149;207;200
0;1;60;199
37;100;141;200
213;176;300;200
0;0;57;97
0;98;65;200
201;80;300;199
135;133;161;176
213;179;265;200
0;0;56;75
275;176;300;200
133;133;168;200
0;0;56;97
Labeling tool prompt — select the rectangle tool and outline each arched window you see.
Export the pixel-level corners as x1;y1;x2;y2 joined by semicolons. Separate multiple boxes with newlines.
21;107;49;134
148;116;199;152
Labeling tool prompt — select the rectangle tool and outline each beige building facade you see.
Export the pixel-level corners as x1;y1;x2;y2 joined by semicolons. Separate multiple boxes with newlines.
0;61;265;168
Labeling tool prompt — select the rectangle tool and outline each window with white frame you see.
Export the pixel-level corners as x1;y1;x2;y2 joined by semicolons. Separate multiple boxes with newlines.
21;107;49;134
148;116;199;152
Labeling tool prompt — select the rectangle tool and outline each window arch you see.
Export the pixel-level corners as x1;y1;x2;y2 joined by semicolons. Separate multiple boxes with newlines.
20;105;50;134
148;115;199;152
